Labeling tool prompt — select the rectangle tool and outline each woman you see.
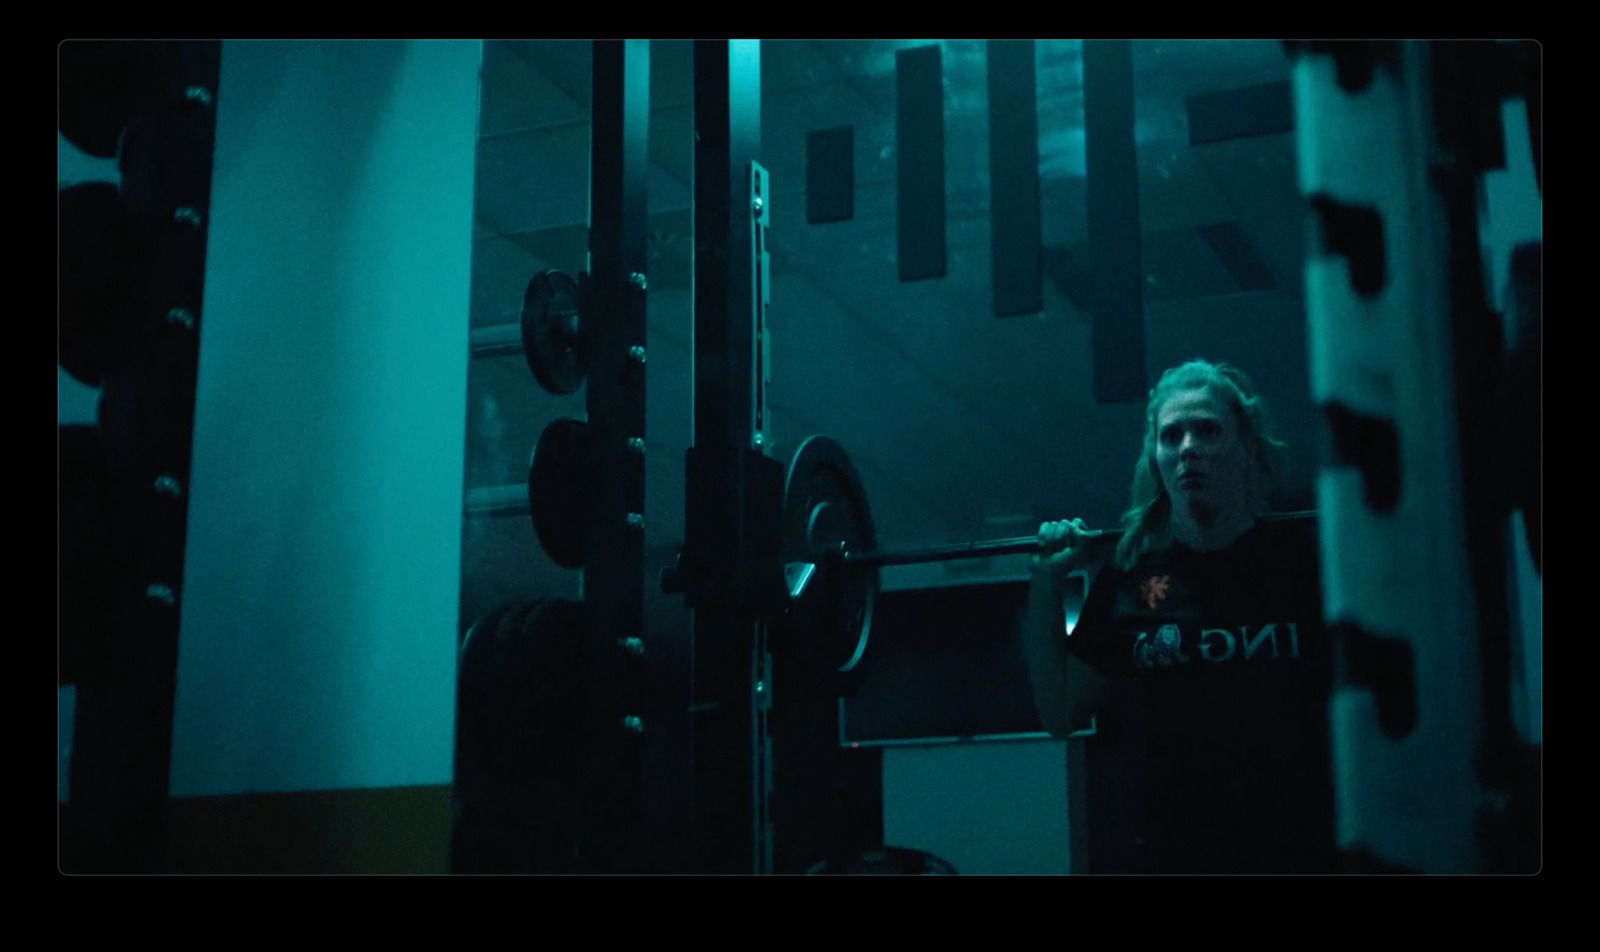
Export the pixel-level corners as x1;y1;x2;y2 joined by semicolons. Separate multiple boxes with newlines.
1024;359;1336;874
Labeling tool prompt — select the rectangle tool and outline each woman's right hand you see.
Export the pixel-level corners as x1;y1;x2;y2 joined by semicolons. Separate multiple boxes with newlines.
1032;518;1093;588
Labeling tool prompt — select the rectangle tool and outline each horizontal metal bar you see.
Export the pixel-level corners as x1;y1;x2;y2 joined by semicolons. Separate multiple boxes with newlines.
465;483;527;516
844;510;1318;568
847;535;1068;567
470;322;522;359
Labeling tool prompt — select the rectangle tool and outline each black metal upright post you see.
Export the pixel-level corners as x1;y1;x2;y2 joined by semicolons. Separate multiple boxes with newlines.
1290;39;1539;873
1426;40;1532;873
583;39;650;871
63;40;220;873
685;39;784;874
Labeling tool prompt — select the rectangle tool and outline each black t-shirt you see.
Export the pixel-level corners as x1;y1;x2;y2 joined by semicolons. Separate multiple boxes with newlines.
1068;518;1337;873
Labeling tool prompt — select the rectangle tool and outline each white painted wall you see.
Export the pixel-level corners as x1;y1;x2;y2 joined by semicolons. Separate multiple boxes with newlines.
882;739;1073;874
167;40;482;795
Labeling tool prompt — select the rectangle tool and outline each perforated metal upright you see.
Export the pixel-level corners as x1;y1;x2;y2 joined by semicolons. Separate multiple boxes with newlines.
581;39;651;871
1291;40;1537;873
682;40;786;874
63;41;221;873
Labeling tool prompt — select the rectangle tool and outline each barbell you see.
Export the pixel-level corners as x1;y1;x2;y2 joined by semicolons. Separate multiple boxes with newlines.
514;269;1331;671
833;510;1319;567
527;423;1318;677
780;432;1316;675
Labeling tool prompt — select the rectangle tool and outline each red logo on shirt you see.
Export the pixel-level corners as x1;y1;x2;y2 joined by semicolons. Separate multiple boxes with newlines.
1140;575;1171;609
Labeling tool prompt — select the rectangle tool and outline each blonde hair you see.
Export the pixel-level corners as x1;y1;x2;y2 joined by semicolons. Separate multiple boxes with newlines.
1113;359;1287;571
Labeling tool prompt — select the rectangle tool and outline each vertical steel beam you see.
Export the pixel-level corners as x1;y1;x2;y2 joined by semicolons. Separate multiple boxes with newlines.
1292;40;1530;872
583;38;650;871
65;40;221;873
686;39;780;874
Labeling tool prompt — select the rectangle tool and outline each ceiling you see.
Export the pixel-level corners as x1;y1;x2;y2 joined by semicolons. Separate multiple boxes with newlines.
461;40;1315;621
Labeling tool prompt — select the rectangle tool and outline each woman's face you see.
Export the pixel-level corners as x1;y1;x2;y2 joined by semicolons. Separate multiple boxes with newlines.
1154;387;1254;519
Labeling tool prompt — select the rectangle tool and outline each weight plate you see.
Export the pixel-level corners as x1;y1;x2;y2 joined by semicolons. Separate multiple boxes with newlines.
529;419;600;570
521;270;586;395
459;601;519;665
782;435;878;674
483;599;551;784
456;598;598;784
59;183;148;386
59;424;118;686
453;599;594;872
517;598;596;786
460;600;545;777
96;328;201;488
457;601;526;779
117;100;217;222
58;41;171;159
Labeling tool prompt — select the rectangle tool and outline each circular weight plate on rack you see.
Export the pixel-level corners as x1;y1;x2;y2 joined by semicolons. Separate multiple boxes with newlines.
453;599;595;872
457;601;598;784
529;418;600;569
521;270;586;395
58;40;171;159
457;600;537;771
59;424;118;686
782;435;878;673
459;602;520;663
58;183;148;387
516;598;598;787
